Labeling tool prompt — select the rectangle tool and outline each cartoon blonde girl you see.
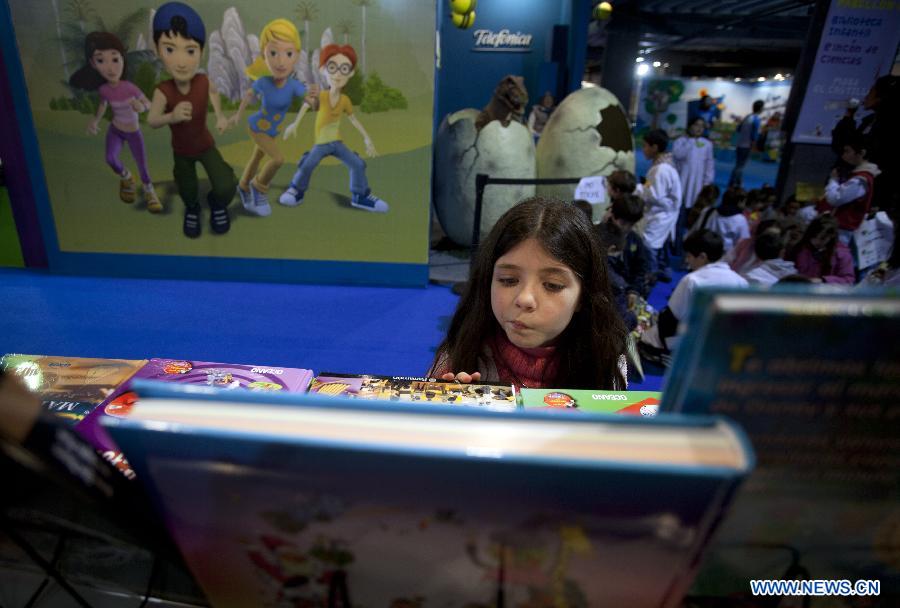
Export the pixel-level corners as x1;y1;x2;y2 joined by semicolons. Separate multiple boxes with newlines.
69;32;160;212
229;19;315;217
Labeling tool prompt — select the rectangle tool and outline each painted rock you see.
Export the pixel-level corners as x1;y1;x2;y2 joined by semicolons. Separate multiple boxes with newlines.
536;86;635;217
434;109;536;246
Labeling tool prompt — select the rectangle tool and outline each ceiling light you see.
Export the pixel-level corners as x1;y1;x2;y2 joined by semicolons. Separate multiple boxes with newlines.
635;56;645;63
758;76;766;82
775;73;783;80
652;61;661;67
636;63;650;77
734;77;742;82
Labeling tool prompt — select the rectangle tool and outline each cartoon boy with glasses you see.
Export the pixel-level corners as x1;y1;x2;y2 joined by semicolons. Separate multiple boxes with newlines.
279;44;388;213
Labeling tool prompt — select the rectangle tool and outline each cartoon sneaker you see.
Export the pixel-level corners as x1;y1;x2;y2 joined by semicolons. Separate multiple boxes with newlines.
210;207;231;235
238;186;255;212
145;188;163;213
249;183;272;217
279;186;303;207
183;209;201;238
119;174;136;203
351;191;389;213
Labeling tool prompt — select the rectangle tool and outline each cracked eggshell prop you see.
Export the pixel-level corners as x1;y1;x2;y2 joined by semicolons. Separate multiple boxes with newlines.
434;109;536;246
536;87;635;205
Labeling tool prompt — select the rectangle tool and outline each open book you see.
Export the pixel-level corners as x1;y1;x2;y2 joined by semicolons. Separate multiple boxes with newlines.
661;287;900;599
104;381;753;607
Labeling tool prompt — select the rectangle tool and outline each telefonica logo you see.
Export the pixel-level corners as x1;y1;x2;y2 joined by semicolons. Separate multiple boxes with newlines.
472;29;533;52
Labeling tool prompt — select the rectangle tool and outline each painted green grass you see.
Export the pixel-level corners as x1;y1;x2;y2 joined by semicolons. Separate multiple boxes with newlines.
33;94;434;264
0;187;25;267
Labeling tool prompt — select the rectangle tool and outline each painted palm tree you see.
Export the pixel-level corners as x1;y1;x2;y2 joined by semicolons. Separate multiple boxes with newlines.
65;0;95;35
336;19;354;45
59;8;152;82
352;0;375;74
295;1;318;53
50;0;71;80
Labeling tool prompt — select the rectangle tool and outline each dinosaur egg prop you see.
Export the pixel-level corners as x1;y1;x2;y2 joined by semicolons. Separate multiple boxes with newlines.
536;86;635;213
434;109;536;246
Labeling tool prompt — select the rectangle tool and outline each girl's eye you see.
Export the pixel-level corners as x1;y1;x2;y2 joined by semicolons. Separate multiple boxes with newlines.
187;49;196;56
96;58;104;64
287;51;294;58
269;50;277;57
497;277;517;286
112;57;119;63
544;282;565;292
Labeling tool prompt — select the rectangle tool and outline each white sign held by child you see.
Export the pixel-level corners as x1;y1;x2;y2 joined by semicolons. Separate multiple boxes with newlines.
574;176;608;205
853;211;893;269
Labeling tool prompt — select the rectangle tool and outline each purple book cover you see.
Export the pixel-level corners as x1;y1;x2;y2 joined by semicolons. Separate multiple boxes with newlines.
75;359;313;478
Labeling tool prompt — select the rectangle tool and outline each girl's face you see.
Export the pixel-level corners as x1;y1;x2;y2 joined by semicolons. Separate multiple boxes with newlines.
688;119;705;137
264;39;299;81
810;229;834;251
91;49;124;84
490;237;582;349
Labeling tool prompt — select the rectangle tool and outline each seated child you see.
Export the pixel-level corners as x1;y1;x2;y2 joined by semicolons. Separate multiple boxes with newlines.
725;218;779;274
603;193;652;299
685;184;720;233
787;214;855;284
429;197;629;389
740;226;797;286
691;187;750;252
639;229;748;364
595;220;638;332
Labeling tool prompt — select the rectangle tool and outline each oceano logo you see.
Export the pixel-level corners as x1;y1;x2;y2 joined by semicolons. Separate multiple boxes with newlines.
251;367;283;375
592;394;627;400
472;29;533;52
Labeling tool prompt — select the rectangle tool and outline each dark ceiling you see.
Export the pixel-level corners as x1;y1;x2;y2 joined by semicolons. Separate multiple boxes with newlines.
587;0;818;78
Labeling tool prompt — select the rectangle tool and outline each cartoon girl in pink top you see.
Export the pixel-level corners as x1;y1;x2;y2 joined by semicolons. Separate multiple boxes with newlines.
69;32;160;212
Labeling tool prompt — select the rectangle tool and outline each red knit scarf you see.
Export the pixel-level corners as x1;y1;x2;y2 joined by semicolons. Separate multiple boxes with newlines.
489;331;560;389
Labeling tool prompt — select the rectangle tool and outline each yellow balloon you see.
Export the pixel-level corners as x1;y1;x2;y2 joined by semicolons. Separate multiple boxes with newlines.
451;0;477;15
594;1;613;20
452;10;475;29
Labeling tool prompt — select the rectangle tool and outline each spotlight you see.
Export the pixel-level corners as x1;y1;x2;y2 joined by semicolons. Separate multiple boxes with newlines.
758;76;766;82
652;61;661;67
636;63;650;77
635;56;645;63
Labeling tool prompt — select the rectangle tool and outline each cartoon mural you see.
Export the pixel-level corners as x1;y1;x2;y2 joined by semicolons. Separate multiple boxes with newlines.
6;0;436;283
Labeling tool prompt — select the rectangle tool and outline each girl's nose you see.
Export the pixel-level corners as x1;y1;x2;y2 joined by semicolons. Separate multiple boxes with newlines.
514;285;537;310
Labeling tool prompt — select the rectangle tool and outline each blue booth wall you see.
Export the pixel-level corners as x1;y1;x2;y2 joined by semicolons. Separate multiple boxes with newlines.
435;0;588;124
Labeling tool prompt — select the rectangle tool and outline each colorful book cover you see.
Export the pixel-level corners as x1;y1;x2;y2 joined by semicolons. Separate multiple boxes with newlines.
75;358;314;479
519;388;662;416
105;382;753;607
661;288;900;599
0;354;145;424
310;372;517;410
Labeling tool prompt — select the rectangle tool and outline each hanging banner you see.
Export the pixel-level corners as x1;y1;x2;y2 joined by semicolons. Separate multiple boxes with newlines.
792;0;900;144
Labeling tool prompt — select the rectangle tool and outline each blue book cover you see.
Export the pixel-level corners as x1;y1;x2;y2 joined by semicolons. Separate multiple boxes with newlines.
104;381;753;607
660;288;900;598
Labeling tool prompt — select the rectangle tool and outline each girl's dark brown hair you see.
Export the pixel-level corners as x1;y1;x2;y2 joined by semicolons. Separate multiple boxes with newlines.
432;197;627;389
791;214;839;275
68;32;127;91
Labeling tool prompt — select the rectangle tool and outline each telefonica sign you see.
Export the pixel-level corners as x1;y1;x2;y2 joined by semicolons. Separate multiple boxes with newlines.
472;29;533;53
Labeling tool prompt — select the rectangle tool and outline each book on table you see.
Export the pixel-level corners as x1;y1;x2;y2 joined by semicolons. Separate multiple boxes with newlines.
75;357;314;479
659;287;900;600
0;353;146;424
310;371;517;410
519;388;662;416
103;379;754;607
